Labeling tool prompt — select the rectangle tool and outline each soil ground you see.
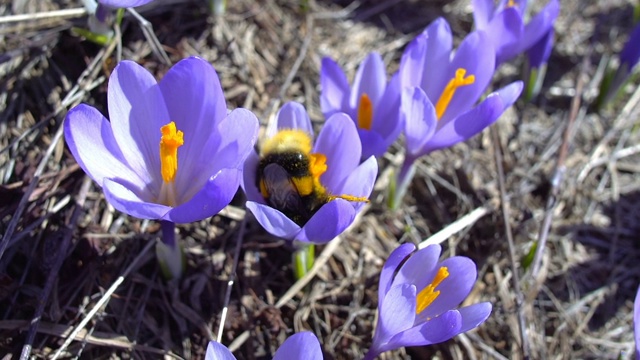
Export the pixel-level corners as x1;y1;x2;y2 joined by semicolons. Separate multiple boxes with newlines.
1;0;640;359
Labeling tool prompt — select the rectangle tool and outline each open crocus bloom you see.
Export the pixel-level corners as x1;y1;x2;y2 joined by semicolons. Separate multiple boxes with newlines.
206;331;322;360
472;0;560;66
65;57;258;223
98;0;154;8
320;52;402;160
243;101;377;244
364;243;492;360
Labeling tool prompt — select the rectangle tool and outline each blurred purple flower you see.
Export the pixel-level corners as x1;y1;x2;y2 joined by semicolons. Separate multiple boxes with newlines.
243;101;377;244
604;23;640;104
635;284;640;360
364;243;492;360
320;52;402;160
99;0;154;8
206;331;322;360
391;18;522;207
65;57;258;223
472;0;560;66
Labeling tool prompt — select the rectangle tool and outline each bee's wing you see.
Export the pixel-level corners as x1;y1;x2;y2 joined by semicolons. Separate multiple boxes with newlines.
261;163;309;218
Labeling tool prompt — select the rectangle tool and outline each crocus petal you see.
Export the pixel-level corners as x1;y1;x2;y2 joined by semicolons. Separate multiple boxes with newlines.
273;332;322;360
246;201;301;240
620;23;640;69
205;341;236;360
107;60;169;194
209;108;259;171
521;0;560;52
485;8;524;65
527;29;554;68
401;87;437;156
165;168;240;224
388;309;462;348
159;57;228;202
394;244;441;291
335;156;377;209
420;18;454;100
267;101;315;139
350;52;386;109
472;0;495;30
417;256;478;320
64;104;144;189
458;302;493;333
439;30;495;123
358;130;388;160
99;0;154;7
320;57;352;118
635;285;640;359
378;243;415;306
241;151;266;204
313;113;361;193
371;72;402;139
399;33;427;90
377;284;417;344
103;178;170;220
297;199;355;244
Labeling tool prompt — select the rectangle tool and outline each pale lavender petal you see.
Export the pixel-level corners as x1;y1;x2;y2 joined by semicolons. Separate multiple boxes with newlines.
205;341;236;360
166;169;241;224
420;18;454;100
107;60;169;195
159;57;228;202
335;156;377;209
267;101;314;139
246;201;301;240
358;129;387;159
521;0;560;52
399;33;427;89
485;8;524;65
313;113;361;193
439;31;495;123
458;302;492;333
472;0;495;30
64;104;144;189
99;0;154;7
421;91;504;154
527;29;554;68
350;52;386;109
377;284;417;345
378;243;415;307
103;178;170;219
371;72;402;139
401;87;437;157
241;151;266;204
388;310;462;348
320;57;352;118
211;109;259;170
417;256;477;320
394;244;441;291
273;332;322;360
297;199;355;244
635;285;640;359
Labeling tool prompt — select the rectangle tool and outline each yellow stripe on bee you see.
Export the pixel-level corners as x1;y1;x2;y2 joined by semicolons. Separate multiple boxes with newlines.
261;129;313;156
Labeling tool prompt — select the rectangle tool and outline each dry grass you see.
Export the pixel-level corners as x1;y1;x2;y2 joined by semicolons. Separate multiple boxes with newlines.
1;0;640;359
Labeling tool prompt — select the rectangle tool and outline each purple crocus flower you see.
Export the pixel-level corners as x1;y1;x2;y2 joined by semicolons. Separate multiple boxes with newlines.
206;331;322;360
320;52;402;160
243;101;377;244
364;243;492;360
392;18;522;208
472;0;560;66
603;23;640;104
98;0;154;8
635;284;640;360
64;57;259;224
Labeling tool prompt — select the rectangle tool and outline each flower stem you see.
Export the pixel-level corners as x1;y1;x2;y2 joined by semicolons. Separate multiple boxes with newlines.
156;221;184;280
292;243;315;280
387;156;417;210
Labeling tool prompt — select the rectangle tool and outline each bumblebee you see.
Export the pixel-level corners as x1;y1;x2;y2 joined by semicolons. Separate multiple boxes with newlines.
257;129;368;226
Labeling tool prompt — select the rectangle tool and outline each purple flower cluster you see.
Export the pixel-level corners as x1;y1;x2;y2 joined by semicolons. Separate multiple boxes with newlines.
207;332;322;360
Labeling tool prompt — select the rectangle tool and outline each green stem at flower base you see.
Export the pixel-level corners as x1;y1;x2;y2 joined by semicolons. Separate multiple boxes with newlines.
387;157;417;210
156;221;185;280
293;243;315;280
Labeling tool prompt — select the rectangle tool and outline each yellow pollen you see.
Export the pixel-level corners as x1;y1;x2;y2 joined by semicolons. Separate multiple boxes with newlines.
357;93;374;131
159;121;184;183
309;153;328;178
415;266;450;314
435;68;475;120
507;0;516;7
